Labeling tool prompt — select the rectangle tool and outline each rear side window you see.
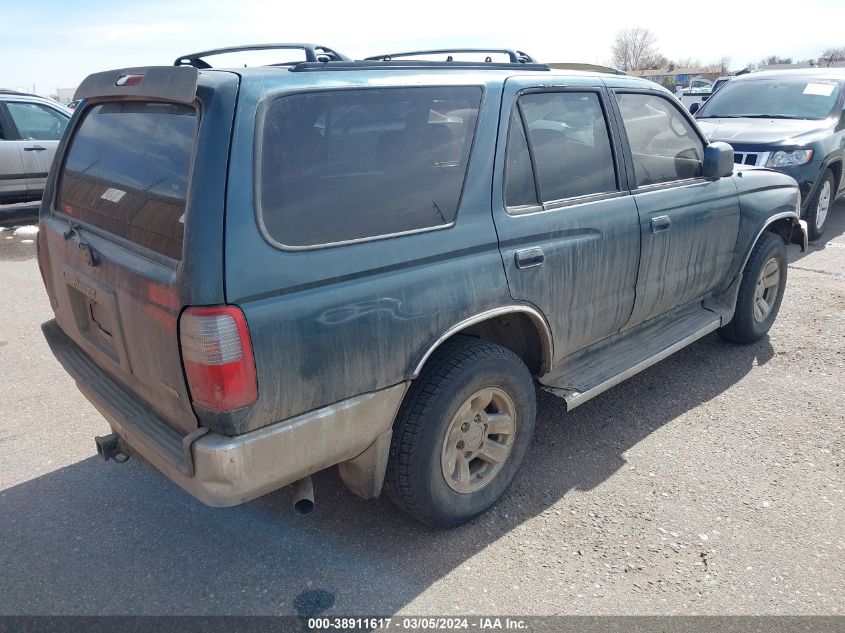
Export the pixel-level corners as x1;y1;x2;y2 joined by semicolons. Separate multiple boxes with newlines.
504;110;538;208
258;86;482;248
58;102;198;260
616;93;703;187
516;91;618;204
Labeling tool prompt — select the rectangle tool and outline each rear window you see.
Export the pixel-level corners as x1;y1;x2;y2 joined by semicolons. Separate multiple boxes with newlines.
258;86;482;248
58;102;198;260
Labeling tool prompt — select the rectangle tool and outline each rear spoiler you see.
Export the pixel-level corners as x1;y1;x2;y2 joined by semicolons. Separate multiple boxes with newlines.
74;66;199;105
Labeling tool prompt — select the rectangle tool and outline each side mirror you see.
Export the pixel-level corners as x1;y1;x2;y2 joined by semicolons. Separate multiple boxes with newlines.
836;110;845;133
703;142;734;179
689;102;701;115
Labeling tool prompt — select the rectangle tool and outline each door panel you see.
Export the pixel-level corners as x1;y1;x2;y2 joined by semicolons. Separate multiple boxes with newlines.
19;139;58;194
0;140;26;198
492;79;641;364
626;179;740;327
5;100;69;195
612;90;740;328
0;105;27;199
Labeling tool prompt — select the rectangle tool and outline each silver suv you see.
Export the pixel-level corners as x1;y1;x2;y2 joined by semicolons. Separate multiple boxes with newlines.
0;90;71;205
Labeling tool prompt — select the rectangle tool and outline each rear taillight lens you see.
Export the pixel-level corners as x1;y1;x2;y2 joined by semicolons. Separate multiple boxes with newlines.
179;306;257;412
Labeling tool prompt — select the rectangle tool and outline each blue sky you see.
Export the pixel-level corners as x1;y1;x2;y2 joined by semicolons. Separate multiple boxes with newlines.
3;0;845;94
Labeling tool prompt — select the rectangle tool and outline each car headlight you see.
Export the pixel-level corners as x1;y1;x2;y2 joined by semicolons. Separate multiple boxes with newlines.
766;149;814;168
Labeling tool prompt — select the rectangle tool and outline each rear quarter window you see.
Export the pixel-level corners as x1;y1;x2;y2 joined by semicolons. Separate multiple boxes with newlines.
257;86;482;248
58;102;198;260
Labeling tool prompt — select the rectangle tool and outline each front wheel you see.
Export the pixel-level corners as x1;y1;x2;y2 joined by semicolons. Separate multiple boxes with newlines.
806;169;834;242
719;232;787;344
385;337;536;528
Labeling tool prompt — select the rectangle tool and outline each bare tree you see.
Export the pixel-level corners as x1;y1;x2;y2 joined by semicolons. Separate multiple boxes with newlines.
612;28;660;71
672;57;702;69
718;56;731;74
644;52;669;70
760;55;793;66
820;46;845;65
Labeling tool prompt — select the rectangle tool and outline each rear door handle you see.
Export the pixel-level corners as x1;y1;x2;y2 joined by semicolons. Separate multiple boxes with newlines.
24;146;47;151
515;247;544;269
651;215;671;233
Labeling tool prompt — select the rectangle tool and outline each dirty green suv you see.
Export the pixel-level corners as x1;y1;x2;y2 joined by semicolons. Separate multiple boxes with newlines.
38;45;807;527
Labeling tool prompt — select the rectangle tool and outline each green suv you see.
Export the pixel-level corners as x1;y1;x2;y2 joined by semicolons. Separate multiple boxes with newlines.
38;45;806;527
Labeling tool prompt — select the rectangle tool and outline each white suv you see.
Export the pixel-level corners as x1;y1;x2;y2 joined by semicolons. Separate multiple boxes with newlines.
0;91;71;205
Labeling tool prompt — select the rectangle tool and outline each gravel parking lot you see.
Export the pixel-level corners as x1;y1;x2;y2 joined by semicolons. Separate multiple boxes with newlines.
0;205;842;617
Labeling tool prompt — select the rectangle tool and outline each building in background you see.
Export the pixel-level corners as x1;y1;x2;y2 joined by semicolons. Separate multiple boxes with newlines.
630;65;723;90
759;59;845;70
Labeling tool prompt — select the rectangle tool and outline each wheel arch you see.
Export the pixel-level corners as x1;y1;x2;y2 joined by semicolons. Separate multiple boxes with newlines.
409;306;554;380
763;213;806;252
753;211;807;262
826;159;841;196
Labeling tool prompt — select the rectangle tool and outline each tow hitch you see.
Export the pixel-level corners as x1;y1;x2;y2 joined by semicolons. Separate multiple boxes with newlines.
94;433;130;463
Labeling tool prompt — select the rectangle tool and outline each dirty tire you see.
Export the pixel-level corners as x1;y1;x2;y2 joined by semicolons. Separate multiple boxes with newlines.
805;169;834;242
385;337;536;528
720;232;787;344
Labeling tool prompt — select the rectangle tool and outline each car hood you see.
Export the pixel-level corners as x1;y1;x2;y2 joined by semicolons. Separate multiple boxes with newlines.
697;117;832;146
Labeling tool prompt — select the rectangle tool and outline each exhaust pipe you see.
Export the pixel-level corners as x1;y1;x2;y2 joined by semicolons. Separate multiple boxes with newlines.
94;433;129;463
292;476;315;515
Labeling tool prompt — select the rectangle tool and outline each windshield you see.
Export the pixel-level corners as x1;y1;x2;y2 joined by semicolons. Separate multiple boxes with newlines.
697;77;842;120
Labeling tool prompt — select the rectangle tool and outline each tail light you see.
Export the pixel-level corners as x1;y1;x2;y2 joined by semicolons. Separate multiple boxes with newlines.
179;306;257;412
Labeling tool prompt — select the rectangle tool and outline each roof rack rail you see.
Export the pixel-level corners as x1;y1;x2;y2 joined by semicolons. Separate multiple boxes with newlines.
174;43;351;68
547;62;627;75
365;48;537;64
290;60;551;73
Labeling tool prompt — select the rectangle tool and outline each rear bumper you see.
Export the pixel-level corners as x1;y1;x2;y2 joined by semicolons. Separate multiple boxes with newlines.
42;319;406;507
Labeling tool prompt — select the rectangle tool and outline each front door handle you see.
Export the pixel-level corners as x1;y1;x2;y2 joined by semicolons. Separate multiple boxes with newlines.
515;247;544;269
651;215;671;233
24;146;47;151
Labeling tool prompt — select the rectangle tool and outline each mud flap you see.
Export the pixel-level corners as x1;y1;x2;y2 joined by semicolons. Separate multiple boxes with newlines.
337;428;393;500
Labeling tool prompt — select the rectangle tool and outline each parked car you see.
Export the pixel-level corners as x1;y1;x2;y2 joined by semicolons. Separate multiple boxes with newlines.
0;90;72;205
695;68;845;240
677;76;714;111
38;45;806;528
710;75;732;94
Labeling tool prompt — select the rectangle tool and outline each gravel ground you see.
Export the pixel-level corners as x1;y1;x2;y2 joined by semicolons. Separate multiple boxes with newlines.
0;205;842;616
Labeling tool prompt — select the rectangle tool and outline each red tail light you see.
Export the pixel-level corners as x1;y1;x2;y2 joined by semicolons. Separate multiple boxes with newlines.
179;306;257;412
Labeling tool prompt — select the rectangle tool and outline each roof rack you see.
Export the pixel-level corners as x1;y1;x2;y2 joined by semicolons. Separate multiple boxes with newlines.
0;89;34;96
290;60;551;73
174;43;351;68
365;48;537;64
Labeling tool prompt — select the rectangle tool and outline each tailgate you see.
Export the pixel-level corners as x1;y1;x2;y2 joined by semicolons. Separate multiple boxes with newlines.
37;67;239;435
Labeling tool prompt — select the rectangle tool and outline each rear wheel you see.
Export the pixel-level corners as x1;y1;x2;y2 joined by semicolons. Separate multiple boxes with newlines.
806;169;834;242
385;337;536;527
719;232;787;344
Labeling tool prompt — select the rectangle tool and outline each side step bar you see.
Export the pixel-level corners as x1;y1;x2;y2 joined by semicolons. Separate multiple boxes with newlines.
540;308;721;411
